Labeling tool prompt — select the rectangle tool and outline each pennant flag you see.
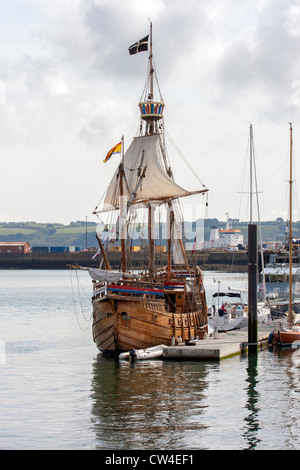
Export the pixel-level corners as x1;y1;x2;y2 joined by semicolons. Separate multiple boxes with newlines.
103;141;122;163
92;248;100;259
128;35;149;55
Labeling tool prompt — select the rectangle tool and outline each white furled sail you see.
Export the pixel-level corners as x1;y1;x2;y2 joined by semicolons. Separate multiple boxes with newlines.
100;135;203;212
88;268;139;282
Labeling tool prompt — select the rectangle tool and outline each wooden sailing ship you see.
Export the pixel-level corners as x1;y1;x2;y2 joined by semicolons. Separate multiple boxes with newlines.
275;123;300;346
89;24;208;354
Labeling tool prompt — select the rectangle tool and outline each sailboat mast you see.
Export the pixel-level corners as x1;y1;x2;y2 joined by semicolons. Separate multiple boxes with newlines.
248;123;266;301
249;123;253;224
288;122;293;326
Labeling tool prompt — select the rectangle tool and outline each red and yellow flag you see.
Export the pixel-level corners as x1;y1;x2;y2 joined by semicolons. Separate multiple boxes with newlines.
103;141;122;163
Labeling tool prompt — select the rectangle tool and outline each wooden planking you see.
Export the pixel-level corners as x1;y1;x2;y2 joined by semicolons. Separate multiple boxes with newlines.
92;298;115;350
92;293;206;352
117;298;172;349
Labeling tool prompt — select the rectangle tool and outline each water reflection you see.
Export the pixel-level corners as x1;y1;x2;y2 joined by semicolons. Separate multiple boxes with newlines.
243;354;261;449
89;349;300;450
90;355;210;450
277;348;300;450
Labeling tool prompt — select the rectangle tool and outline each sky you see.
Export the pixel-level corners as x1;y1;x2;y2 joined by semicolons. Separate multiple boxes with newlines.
1;0;300;224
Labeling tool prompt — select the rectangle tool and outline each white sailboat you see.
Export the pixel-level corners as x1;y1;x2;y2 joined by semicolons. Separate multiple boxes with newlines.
208;124;270;332
275;123;300;346
208;289;248;332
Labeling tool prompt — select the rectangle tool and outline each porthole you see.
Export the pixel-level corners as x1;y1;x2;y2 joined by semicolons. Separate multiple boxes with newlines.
121;311;130;320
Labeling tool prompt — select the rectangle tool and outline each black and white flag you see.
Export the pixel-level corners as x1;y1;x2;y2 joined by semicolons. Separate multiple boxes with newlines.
128;35;149;55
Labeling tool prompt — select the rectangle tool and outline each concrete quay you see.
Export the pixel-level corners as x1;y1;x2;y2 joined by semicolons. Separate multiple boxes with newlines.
162;324;274;360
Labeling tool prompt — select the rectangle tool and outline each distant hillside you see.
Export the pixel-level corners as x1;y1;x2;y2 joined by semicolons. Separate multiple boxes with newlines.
0;221;98;249
0;218;297;249
205;217;295;244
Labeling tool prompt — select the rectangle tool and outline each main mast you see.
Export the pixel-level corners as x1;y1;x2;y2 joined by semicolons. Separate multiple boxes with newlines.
93;25;208;281
149;22;154;135
138;23;165;136
138;22;165;277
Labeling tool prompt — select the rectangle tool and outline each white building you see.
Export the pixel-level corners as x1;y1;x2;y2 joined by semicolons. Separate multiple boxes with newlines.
206;215;244;250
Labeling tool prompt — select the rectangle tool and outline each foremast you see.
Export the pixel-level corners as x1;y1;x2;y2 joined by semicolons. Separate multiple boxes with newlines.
119;137;127;273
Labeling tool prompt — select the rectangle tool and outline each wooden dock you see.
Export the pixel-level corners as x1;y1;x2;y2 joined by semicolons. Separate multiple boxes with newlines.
162;324;273;360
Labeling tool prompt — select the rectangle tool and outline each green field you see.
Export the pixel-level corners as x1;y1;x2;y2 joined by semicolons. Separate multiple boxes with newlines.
0;227;38;235
0;222;97;248
0;218;297;249
55;226;97;234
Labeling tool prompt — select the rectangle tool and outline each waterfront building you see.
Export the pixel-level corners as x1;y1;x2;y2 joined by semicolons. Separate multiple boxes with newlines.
0;242;30;254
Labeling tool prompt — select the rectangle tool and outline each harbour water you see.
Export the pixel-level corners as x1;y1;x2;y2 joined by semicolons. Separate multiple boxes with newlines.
0;269;299;450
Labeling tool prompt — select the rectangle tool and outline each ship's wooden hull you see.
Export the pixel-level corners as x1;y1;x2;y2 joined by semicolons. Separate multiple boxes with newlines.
278;330;300;346
92;294;207;354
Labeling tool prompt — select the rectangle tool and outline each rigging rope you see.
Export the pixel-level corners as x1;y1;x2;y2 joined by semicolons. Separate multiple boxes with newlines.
165;129;207;189
69;269;92;332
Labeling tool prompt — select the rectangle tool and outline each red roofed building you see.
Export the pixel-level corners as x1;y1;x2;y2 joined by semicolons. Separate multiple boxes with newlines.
0;242;31;254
